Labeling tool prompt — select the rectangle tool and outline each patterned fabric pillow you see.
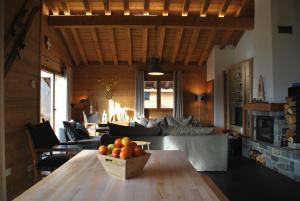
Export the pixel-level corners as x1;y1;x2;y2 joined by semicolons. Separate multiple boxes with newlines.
166;116;181;127
146;119;161;128
135;117;149;127
175;115;193;126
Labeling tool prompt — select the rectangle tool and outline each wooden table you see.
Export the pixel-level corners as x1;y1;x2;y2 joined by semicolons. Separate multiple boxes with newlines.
14;150;229;201
132;140;151;150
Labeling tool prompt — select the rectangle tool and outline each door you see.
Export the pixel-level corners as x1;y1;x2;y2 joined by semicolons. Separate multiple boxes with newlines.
40;70;67;136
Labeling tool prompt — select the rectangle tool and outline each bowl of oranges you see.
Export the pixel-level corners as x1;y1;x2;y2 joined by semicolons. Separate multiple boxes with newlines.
97;137;151;180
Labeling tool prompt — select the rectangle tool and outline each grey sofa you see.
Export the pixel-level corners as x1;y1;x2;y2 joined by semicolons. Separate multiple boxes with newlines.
100;124;228;171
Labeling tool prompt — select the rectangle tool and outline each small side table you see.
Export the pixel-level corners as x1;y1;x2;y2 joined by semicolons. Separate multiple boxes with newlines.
132;141;151;150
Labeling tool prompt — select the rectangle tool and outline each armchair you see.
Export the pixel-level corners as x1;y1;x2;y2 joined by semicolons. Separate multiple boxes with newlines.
26;121;81;179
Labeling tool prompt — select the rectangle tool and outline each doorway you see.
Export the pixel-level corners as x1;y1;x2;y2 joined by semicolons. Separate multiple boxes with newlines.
40;70;67;136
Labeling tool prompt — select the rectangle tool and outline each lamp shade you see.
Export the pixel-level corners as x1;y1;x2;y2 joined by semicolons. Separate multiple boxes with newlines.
148;58;164;76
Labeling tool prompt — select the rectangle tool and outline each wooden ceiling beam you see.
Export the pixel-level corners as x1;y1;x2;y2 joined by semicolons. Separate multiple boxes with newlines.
200;0;211;17
83;0;92;15
157;27;166;62
90;28;104;65
45;0;59;15
236;0;251;17
184;29;200;65
104;0;111;15
60;0;70;15
142;27;148;64
144;0;150;15
219;30;233;49
70;28;88;65
198;30;216;66
48;16;254;30
163;0;170;16
127;28;132;65
59;28;79;66
182;0;191;16
108;28;118;65
124;0;130;16
219;0;232;17
171;28;183;64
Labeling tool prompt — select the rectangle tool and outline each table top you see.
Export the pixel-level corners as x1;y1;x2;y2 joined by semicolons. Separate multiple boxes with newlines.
14;150;227;201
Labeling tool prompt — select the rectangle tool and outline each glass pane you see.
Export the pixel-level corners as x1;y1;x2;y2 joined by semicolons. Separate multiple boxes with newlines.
144;81;157;108
40;70;54;125
160;81;174;108
54;75;67;135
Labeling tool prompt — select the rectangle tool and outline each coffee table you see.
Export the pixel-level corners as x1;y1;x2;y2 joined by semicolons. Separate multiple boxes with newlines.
14;150;229;201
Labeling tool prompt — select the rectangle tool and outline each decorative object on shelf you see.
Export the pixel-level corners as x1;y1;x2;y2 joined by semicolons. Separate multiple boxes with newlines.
148;27;164;76
98;78;118;100
257;75;266;102
102;110;108;124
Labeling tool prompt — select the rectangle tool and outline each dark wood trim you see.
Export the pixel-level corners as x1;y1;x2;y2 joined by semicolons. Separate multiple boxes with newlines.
244;103;284;112
0;0;6;198
48;16;254;30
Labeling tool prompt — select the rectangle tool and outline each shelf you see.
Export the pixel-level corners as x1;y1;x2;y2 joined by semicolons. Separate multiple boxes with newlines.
244;103;284;112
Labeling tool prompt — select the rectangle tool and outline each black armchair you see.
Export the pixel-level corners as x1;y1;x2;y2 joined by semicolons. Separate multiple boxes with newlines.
26;121;81;179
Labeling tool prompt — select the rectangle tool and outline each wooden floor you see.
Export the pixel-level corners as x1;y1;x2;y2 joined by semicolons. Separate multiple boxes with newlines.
203;156;300;201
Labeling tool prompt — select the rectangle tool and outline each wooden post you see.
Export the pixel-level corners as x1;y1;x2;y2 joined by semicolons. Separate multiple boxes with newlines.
0;0;7;199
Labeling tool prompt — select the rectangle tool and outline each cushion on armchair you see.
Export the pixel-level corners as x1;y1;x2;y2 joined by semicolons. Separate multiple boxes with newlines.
63;121;90;141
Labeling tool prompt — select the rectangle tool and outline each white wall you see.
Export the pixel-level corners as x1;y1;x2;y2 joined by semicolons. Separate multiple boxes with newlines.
272;0;300;102
208;0;300;127
206;48;215;81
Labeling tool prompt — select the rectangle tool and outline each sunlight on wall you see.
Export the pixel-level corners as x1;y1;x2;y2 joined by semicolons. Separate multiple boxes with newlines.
108;99;134;122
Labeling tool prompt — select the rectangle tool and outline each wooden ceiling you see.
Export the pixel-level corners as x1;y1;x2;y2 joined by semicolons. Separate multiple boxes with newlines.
45;0;254;66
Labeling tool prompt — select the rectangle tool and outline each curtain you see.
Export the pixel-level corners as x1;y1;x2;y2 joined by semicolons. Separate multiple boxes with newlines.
135;71;144;118
173;71;183;118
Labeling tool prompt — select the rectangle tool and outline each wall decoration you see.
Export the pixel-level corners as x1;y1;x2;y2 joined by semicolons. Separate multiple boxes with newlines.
257;75;266;102
98;79;118;100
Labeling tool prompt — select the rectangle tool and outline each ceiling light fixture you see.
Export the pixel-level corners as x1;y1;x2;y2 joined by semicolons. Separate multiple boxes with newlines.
148;27;164;76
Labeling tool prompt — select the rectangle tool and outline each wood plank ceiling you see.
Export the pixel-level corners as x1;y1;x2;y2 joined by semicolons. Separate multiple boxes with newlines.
45;0;254;66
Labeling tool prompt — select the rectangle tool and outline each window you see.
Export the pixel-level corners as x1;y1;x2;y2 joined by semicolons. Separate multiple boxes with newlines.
144;80;174;109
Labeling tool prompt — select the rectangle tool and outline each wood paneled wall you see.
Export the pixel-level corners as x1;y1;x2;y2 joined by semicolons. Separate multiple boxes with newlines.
72;64;212;124
4;0;41;199
3;1;74;200
1;0;7;199
41;4;74;73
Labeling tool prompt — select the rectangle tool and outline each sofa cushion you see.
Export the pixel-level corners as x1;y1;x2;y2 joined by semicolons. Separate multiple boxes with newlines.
161;126;214;136
108;123;161;137
165;116;193;127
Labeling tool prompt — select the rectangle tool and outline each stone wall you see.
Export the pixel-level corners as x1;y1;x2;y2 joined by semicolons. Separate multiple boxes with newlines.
243;138;300;182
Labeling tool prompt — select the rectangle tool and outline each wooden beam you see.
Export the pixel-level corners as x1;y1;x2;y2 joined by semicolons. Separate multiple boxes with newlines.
48;16;254;30
144;0;150;15
219;0;232;17
45;0;59;15
104;0;111;15
142;27;148;64
83;0;92;15
126;28;132;65
171;28;183;64
163;0;170;16
0;0;7;199
198;30;216;66
90;28;104;65
236;0;250;17
182;0;191;16
157;27;166;62
60;0;70;15
59;28;80;66
219;30;233;49
70;29;88;65
184;29;200;65
124;0;130;15
107;28;118;65
200;0;211;17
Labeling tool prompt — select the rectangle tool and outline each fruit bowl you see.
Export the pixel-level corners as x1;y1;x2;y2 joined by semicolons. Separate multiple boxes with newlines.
97;152;151;180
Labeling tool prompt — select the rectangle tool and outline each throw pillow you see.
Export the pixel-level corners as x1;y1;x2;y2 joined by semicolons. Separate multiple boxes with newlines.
175;115;193;126
146;119;161;128
135;117;149;127
74;122;90;139
166;116;181;127
63;121;77;141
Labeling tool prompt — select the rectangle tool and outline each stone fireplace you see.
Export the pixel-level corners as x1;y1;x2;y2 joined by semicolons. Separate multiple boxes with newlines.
253;111;288;146
243;103;300;182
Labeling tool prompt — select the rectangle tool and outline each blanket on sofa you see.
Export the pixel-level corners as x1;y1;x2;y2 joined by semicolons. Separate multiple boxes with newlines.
161;126;214;136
